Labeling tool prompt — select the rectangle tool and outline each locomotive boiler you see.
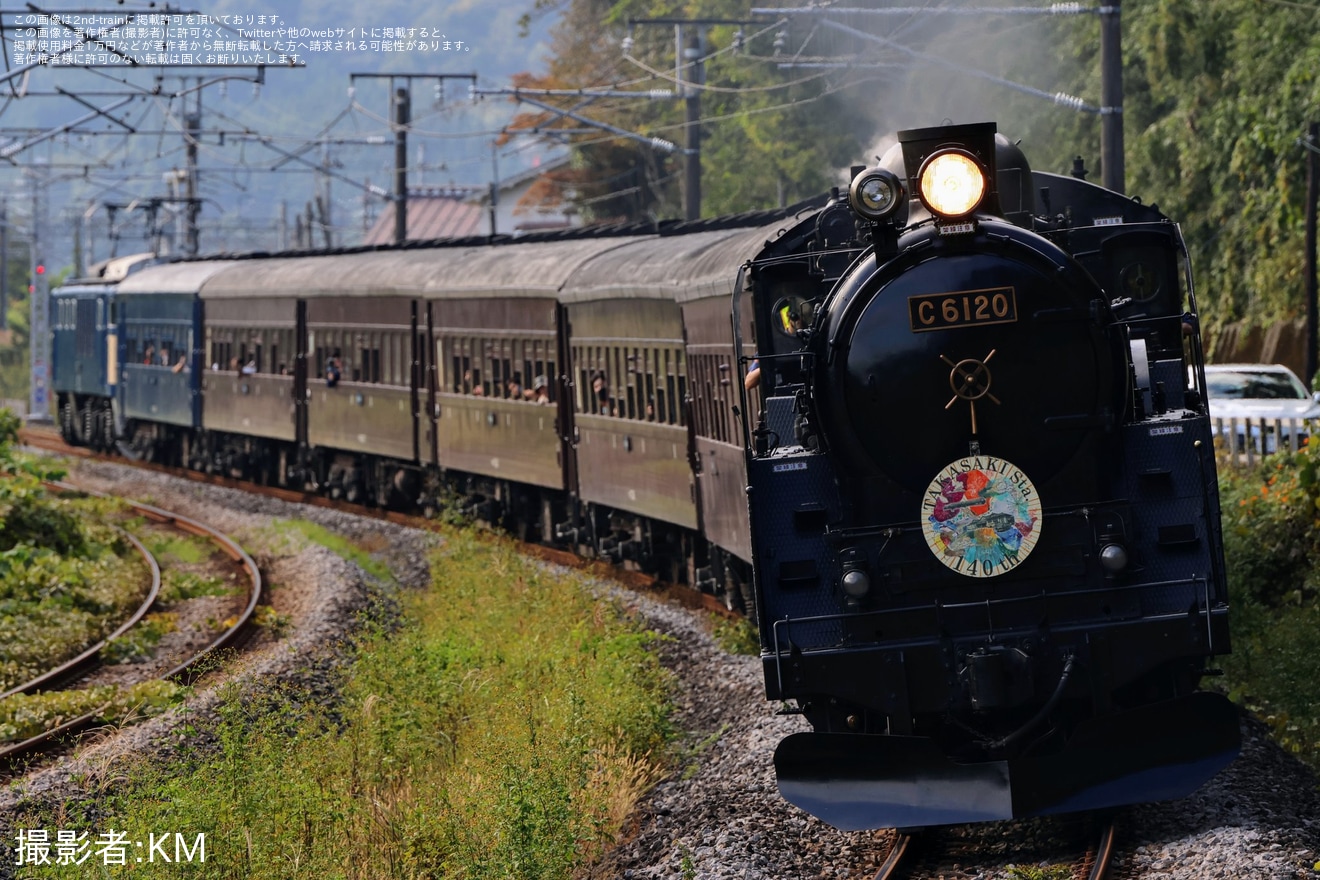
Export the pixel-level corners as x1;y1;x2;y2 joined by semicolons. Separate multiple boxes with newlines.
743;122;1239;829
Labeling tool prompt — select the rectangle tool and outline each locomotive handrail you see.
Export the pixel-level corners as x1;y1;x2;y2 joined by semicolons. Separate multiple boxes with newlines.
733;263;754;453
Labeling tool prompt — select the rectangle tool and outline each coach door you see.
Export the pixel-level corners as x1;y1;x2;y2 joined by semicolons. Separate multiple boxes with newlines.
295;299;308;450
409;300;421;463
555;301;578;497
424;301;438;466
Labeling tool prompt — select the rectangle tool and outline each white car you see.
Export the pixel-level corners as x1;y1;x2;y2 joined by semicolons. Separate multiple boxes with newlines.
1202;364;1320;453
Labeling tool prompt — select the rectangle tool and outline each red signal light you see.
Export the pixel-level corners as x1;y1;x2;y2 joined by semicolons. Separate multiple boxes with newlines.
35;265;44;275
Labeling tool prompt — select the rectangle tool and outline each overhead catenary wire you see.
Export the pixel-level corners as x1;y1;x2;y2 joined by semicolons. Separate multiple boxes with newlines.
812;16;1098;112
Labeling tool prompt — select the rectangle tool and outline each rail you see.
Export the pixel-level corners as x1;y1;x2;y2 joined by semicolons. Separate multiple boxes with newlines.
0;485;263;763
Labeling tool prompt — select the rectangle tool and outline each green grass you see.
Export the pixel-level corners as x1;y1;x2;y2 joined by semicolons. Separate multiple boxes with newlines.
25;528;674;879
1006;866;1071;880
711;615;759;656
102;612;177;664
0;503;150;691
146;533;214;566
1217;597;1320;766
0;680;181;743
269;518;396;583
1216;448;1320;771
161;570;234;603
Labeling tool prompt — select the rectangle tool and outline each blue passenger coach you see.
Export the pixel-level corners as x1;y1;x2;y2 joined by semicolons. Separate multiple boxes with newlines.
113;262;219;460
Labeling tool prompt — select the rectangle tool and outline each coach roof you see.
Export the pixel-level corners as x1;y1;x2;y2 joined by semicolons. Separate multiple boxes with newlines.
559;221;790;305
198;237;645;300
117;260;237;294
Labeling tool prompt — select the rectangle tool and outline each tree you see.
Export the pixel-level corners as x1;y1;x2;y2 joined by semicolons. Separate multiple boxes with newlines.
506;0;871;223
995;0;1320;331
0;241;34;401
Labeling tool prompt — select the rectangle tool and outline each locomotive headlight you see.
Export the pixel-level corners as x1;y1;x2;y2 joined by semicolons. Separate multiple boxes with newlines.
847;168;904;221
918;150;987;218
1099;543;1129;573
841;568;871;599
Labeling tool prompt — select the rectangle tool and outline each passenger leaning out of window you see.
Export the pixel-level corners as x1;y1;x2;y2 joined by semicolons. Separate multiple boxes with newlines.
528;375;550;404
325;351;342;388
591;371;611;415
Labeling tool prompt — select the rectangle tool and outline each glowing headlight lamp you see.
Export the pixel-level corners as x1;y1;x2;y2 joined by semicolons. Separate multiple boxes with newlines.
917;149;987;219
847;167;904;222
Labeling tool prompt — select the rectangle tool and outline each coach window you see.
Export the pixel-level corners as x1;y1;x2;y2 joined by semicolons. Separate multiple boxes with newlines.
653;349;666;424
450;338;469;393
400;331;411;386
266;328;291;376
522;341;536;402
622;347;634;419
389;332;402;386
620;348;634;419
676;351;687;427
389;333;400;386
499;340;513;398
208;328;230;372
608;346;622;417
491;340;505;395
462;338;480;395
390;329;401;385
360;334;380;384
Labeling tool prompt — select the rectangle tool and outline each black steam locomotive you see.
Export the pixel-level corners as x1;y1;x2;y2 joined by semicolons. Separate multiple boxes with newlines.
744;122;1238;829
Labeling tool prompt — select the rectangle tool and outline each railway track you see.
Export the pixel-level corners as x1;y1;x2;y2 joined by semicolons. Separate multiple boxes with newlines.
18;424;734;617
0;480;262;767
870;813;1119;880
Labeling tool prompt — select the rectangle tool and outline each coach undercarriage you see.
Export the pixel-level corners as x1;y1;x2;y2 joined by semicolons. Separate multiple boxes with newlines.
99;424;739;603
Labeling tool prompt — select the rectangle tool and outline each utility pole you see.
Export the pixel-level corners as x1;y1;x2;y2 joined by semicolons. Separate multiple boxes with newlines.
1099;0;1124;194
0;200;7;332
350;73;477;245
29;164;49;421
394;86;409;244
185;90;201;255
1306;121;1318;387
489;142;499;237
681;28;703;220
628;18;757;221
626;18;760;220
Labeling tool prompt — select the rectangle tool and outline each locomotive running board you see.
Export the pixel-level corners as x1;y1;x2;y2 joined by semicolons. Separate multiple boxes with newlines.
774;691;1240;831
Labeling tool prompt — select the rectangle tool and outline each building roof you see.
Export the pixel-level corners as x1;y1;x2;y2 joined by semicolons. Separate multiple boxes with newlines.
362;187;486;245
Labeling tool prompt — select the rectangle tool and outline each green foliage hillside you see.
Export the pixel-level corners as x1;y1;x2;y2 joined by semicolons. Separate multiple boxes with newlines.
999;0;1320;331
